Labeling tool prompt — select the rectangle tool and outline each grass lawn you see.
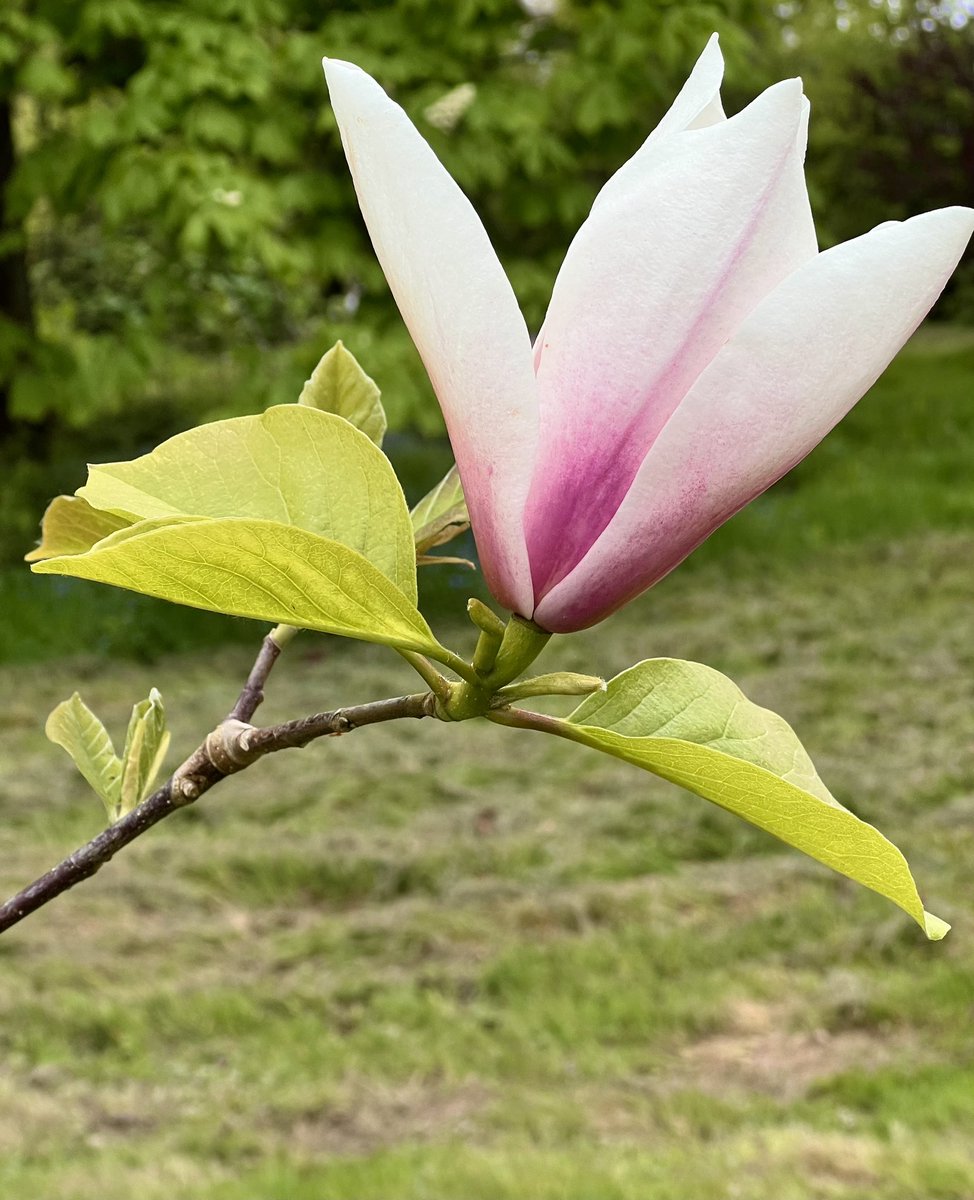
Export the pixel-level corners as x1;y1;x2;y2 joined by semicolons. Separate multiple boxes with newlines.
0;328;973;1196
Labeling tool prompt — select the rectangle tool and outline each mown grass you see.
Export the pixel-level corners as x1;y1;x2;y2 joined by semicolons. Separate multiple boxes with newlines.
0;328;973;1196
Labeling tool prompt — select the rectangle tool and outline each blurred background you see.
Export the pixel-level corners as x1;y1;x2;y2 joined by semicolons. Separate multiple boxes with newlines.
2;2;974;1197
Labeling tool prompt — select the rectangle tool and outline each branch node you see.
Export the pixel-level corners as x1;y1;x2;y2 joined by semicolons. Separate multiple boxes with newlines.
175;777;203;803
205;719;259;774
0;682;435;934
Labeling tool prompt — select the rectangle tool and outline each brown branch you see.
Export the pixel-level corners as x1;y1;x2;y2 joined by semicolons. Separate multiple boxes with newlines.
228;631;283;722
0;691;436;935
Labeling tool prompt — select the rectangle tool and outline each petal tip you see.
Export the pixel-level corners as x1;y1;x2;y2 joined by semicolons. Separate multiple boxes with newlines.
701;30;723;59
939;204;974;238
322;57;364;87
692;32;724;87
901;206;974;257
777;75;805;100
740;76;806;131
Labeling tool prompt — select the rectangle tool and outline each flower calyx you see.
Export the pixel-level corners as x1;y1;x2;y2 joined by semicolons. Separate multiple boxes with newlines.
436;605;552;722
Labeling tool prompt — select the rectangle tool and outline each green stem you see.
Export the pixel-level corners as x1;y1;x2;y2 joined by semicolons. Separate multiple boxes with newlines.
269;623;300;649
486;705;569;737
423;644;481;685
466;598;506;639
396;648;452;701
484;615;552;689
437;616;554;722
472;627;503;675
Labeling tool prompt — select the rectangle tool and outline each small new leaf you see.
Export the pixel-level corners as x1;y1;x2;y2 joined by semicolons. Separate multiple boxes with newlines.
26;495;130;562
119;688;171;816
299;340;387;446
562;659;946;940
410;464;470;556
32;517;447;657
496;672;605;702
45;693;122;819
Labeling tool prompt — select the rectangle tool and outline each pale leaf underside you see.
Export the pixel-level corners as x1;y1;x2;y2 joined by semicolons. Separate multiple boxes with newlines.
33;516;445;657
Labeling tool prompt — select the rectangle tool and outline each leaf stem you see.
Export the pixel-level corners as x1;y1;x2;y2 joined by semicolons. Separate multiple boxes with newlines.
269;623;300;650
395;648;452;701
422;644;480;684
486;705;570;738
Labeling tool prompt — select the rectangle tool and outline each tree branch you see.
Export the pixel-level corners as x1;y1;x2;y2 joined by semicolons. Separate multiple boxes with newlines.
228;631;283;722
0;689;435;935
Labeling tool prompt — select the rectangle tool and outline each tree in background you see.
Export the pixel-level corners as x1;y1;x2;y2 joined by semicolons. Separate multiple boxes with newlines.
770;0;974;312
0;0;767;441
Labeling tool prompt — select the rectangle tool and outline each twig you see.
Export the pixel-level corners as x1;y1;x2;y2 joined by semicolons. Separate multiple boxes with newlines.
228;631;283;722
0;689;435;935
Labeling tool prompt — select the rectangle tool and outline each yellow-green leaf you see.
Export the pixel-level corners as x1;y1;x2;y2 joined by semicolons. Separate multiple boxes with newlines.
299;340;387;446
33;517;445;656
45;693;122;816
563;659;946;940
78;404;416;601
119;688;171;816
83;515;203;552
410;464;470;555
25;495;130;562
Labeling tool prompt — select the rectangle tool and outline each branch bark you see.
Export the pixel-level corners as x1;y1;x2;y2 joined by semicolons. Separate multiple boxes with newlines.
0;644;435;934
228;631;282;722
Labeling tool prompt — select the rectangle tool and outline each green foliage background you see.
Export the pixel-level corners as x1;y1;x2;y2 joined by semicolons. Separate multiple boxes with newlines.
0;1;754;431
1;0;972;564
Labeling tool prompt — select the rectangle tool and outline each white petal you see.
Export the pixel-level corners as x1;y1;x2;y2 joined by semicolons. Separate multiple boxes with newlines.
592;33;726;213
536;206;974;632
323;58;538;616
525;78;817;600
530;34;726;377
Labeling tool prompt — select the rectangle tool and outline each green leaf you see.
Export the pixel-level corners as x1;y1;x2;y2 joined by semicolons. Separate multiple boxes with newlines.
81;515;204;552
562;658;947;940
78;404;416;601
119;688;171;816
25;495;131;562
33;517;446;657
410;464;470;555
45;693;122;818
298;340;387;447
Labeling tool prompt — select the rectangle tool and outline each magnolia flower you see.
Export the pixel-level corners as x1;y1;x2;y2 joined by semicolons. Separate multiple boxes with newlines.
323;39;973;633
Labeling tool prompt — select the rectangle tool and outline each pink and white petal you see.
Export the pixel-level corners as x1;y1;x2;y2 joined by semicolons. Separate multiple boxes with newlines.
531;35;727;374
323;58;538;616
535;206;974;632
525;78;817;600
530;36;726;374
